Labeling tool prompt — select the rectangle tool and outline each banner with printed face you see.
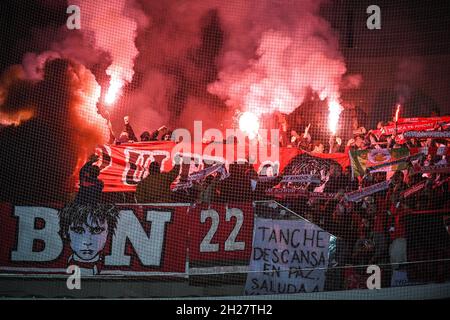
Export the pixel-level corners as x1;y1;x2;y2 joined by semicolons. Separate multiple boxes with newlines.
244;217;331;295
0;203;189;276
188;203;254;273
92;142;349;192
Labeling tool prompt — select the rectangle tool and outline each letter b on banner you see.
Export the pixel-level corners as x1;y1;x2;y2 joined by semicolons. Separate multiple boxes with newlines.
11;207;63;262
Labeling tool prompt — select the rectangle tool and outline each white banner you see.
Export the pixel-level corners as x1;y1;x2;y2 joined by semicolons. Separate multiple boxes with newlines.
244;218;330;295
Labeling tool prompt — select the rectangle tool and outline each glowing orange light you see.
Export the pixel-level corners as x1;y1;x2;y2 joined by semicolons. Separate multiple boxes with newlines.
239;111;260;139
104;65;125;106
395;104;401;122
328;100;342;135
0;109;34;126
104;77;123;106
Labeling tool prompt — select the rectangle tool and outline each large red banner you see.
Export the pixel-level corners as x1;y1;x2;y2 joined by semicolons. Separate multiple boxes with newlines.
0;203;189;276
372;116;450;137
93;142;350;192
188;203;254;266
0;202;255;277
397;116;450;124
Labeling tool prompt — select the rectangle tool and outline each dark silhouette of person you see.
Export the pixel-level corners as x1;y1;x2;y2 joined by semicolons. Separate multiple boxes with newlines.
135;158;181;203
74;155;104;204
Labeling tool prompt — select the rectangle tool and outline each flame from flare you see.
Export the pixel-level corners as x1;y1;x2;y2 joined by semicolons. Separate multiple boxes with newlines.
70;0;141;107
395;104;401;122
105;77;123;106
328;99;342;135
104;66;125;105
239;111;260;139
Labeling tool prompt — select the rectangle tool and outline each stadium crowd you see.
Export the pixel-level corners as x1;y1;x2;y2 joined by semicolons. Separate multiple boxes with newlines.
76;109;450;290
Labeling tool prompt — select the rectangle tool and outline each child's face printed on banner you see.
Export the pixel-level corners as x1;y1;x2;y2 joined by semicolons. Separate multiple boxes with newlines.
68;214;108;261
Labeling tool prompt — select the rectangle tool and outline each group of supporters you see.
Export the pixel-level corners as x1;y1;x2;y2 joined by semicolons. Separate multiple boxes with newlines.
111;115;173;144
75;110;450;290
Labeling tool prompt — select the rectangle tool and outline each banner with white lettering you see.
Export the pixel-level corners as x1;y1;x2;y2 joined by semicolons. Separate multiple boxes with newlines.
188;203;254;274
0;203;189;276
91;142;349;192
244;217;331;295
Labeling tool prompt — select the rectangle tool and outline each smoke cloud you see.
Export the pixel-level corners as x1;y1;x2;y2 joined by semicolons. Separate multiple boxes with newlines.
209;0;349;117
2;1;357;132
124;0;355;133
0;58;109;202
71;0;148;104
0;0;357;202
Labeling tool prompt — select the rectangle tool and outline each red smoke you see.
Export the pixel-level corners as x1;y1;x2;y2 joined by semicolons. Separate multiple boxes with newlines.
0;58;109;202
209;0;356;133
131;0;358;132
71;0;147;106
0;66;35;126
0;0;361;202
5;1;359;133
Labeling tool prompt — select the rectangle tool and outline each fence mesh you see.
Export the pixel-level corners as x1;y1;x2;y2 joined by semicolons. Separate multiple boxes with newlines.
0;0;450;299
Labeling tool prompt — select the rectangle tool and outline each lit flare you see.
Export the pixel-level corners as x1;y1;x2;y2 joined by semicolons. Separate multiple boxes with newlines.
239;111;260;139
328;99;342;135
394;104;401;122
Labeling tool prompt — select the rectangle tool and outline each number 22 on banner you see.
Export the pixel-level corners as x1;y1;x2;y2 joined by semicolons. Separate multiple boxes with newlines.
200;208;245;252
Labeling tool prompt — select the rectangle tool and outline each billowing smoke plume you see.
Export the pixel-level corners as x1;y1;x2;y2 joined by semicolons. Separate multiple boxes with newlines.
2;1;355;133
396;57;424;105
127;0;223;132
0;58;109;202
0;66;35;126
394;57;440;117
0;0;357;202
0;0;145;202
208;0;351;130
126;0;356;134
71;0;147;105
